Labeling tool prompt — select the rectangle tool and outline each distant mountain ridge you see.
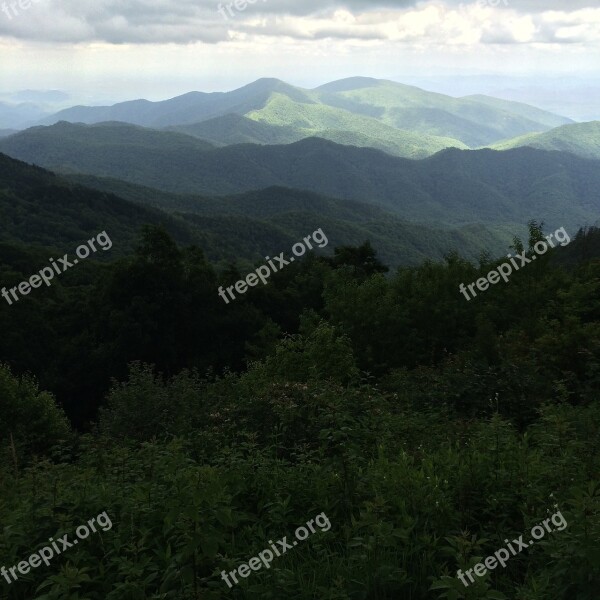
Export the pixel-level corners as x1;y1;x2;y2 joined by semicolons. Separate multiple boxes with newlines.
462;94;573;130
32;77;572;157
0;101;49;129
489;121;600;160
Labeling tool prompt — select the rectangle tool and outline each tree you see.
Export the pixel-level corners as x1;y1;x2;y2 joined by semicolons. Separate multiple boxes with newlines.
328;241;389;280
0;363;70;466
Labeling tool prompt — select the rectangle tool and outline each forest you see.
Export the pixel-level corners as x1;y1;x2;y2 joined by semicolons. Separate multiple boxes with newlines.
1;221;599;599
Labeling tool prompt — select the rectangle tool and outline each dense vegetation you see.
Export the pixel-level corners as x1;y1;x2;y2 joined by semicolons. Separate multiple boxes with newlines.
0;153;198;254
0;152;515;269
168;112;465;159
490;121;600;160
3;129;600;236
1;218;600;599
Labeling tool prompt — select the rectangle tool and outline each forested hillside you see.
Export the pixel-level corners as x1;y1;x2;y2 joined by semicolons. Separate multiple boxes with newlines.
0;153;513;268
2;128;600;233
3;0;600;597
490;121;600;160
2;220;600;599
0;153;197;252
167;112;465;159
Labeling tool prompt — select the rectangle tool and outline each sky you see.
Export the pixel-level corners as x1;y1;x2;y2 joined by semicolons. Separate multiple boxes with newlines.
0;0;599;104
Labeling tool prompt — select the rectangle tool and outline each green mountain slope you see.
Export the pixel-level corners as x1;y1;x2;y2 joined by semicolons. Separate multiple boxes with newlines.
37;78;571;153
182;208;511;267
2;124;599;233
167;112;462;159
243;92;467;158
0;152;197;253
311;77;572;146
0;122;214;182
184;186;516;266
38;79;314;128
0;152;512;268
490;121;600;160
61;175;515;266
4;120;213;155
463;94;573;129
167;113;303;146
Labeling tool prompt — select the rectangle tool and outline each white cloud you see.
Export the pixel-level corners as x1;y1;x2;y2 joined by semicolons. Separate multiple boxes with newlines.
0;0;598;102
0;0;598;45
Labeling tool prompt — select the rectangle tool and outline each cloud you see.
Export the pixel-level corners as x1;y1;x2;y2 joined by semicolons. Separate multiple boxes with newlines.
0;0;598;46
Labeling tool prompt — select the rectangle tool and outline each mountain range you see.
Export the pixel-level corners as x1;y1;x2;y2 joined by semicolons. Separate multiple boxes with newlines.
1;77;585;163
0;151;518;267
1;122;598;236
1;77;598;271
25;77;573;159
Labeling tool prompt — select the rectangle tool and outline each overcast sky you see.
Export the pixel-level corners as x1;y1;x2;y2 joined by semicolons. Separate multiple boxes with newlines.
0;0;599;102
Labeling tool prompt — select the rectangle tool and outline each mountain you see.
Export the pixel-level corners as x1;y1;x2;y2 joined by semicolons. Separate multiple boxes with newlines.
0;101;49;129
61;175;515;266
3;120;213;153
0;122;214;180
490;121;600;160
462;94;574;130
180;202;512;267
242;91;468;158
2;123;599;233
36;78;571;155
168;112;467;159
0;129;17;138
0;151;512;268
38;79;309;128
311;78;573;147
167;113;303;146
0;152;197;253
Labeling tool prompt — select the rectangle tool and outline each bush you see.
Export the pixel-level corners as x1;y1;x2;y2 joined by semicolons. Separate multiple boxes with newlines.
0;362;70;467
